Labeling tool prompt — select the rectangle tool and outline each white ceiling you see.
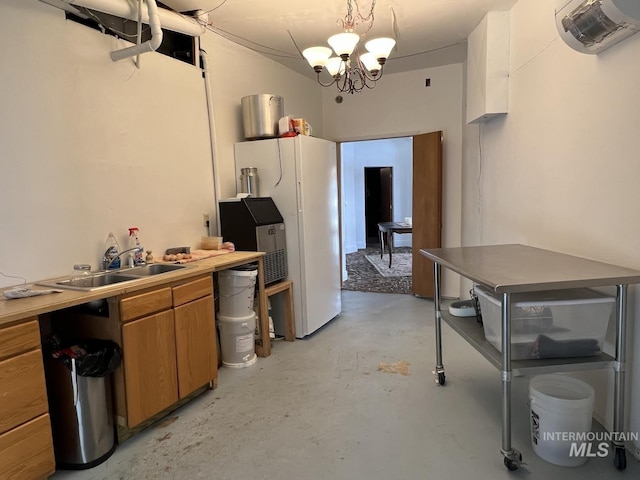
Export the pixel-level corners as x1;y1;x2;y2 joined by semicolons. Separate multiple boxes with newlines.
203;0;518;79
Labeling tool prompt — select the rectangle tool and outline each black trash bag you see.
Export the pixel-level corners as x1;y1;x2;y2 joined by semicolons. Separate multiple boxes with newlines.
51;339;122;377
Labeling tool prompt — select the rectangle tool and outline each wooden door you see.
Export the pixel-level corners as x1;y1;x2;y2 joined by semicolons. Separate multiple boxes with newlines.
122;310;178;427
412;131;443;298
174;295;217;398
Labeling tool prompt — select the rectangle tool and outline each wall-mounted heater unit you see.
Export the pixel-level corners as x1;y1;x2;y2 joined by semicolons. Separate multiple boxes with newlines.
556;0;640;54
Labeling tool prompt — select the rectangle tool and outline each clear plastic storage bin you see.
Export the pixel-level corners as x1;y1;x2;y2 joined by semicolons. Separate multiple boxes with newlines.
475;285;614;360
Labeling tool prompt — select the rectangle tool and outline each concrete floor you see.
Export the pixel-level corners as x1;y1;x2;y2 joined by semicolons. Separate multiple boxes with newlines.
53;291;639;480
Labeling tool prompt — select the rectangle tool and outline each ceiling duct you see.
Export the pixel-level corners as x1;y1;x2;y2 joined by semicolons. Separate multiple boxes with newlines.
40;0;205;36
555;0;640;54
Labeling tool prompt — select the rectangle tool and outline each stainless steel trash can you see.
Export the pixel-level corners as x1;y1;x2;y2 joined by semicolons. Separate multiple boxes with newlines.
45;341;120;470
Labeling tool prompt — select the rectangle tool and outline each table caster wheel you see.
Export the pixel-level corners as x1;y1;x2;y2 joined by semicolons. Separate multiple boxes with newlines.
614;446;626;471
504;458;518;471
503;452;522;471
432;369;446;385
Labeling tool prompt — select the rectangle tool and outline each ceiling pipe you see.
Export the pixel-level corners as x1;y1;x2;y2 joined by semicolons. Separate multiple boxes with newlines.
110;0;162;62
57;0;205;36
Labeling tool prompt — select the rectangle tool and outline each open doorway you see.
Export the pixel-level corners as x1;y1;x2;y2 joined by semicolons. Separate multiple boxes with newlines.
340;138;413;295
364;166;393;247
340;137;413;256
339;133;442;297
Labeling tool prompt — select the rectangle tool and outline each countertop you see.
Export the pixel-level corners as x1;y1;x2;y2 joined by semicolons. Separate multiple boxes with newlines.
0;251;265;328
420;244;640;293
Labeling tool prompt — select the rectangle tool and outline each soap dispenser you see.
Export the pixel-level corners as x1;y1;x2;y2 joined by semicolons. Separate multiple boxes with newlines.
103;232;121;270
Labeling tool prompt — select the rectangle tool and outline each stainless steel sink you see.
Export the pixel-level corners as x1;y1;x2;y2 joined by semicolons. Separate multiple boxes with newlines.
42;272;139;291
37;263;192;291
126;264;187;276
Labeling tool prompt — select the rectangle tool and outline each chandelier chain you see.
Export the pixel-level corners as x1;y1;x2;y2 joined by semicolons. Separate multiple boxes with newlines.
339;0;376;36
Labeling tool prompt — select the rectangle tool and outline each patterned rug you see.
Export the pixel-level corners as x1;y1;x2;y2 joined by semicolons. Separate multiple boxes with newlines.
342;247;413;295
365;253;412;277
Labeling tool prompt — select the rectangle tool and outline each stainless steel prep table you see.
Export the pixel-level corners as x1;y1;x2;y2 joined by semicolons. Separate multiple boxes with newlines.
420;244;640;471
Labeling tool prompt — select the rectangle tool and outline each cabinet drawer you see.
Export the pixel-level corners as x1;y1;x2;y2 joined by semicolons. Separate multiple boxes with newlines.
173;276;213;307
0;319;40;361
0;349;49;434
120;287;173;322
0;414;55;480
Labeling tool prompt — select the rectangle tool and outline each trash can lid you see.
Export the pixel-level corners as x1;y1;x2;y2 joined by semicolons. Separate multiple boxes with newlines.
231;264;258;272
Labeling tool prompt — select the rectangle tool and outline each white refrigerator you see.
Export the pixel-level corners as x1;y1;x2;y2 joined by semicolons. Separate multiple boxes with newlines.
234;135;342;337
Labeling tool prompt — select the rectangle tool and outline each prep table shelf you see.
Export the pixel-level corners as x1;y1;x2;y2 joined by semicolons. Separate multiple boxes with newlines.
441;308;615;376
420;244;640;472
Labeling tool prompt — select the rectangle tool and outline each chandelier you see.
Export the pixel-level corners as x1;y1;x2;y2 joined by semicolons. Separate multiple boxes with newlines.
302;0;396;94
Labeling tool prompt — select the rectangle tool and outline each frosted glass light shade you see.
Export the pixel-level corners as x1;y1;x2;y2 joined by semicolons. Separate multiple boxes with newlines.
326;57;346;76
328;32;360;56
302;46;332;68
360;52;381;72
365;37;396;59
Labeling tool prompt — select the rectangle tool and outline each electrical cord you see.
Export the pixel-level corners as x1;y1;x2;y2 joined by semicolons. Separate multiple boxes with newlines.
200;0;229;15
275;138;284;188
205;25;300;58
0;270;27;286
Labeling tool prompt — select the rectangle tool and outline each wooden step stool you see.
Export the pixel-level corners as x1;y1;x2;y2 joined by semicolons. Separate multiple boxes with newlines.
264;280;295;341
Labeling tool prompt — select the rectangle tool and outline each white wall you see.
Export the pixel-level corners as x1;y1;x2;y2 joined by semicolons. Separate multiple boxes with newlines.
0;1;321;287
463;0;640;454
323;64;464;298
341;138;413;253
0;1;213;286
199;32;323;207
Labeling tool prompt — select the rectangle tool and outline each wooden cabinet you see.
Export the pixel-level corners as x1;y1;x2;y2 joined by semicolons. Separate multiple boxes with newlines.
466;11;510;124
117;275;216;428
174;295;216;398
121;310;178;428
0;319;55;479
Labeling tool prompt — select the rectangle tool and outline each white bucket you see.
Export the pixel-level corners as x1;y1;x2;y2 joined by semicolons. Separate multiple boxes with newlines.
529;374;595;467
218;268;258;317
217;312;257;368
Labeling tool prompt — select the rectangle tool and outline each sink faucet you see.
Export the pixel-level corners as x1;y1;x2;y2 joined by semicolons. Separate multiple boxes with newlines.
102;247;144;271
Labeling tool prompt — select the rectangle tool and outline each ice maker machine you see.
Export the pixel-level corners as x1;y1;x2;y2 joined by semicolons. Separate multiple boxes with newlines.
219;197;287;285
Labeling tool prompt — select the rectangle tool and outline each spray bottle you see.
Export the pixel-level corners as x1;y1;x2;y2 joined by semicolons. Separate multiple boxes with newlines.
128;227;145;266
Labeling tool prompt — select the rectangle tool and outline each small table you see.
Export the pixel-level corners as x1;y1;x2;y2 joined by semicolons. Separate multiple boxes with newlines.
377;222;412;268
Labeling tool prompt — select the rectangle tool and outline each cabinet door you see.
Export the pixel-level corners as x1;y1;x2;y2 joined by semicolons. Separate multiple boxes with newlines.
122;310;178;427
174;295;217;398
